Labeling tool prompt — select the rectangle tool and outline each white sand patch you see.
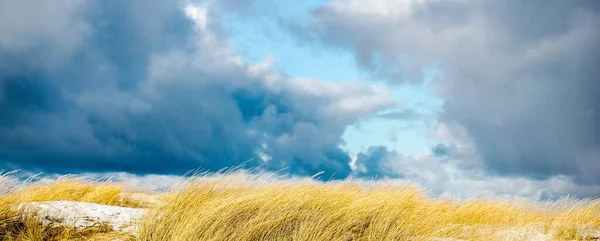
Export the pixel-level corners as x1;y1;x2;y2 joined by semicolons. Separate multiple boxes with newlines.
18;201;145;234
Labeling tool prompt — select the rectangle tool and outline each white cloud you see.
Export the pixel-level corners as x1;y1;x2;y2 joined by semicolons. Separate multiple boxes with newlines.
0;0;90;70
328;0;430;17
184;4;209;30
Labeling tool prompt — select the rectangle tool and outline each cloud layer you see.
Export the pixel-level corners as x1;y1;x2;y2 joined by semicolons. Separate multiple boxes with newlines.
307;0;600;184
0;0;396;177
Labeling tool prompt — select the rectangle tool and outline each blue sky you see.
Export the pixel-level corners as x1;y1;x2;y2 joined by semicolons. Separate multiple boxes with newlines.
221;0;356;81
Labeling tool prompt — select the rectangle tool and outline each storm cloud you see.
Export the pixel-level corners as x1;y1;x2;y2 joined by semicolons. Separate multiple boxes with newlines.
306;0;600;184
0;0;396;177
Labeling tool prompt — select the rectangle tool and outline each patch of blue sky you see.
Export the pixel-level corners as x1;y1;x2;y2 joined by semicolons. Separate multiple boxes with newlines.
220;0;444;155
343;68;444;155
343;120;432;154
384;67;444;113
220;0;363;82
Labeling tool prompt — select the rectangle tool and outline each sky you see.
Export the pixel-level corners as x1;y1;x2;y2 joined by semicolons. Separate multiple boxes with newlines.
0;0;599;199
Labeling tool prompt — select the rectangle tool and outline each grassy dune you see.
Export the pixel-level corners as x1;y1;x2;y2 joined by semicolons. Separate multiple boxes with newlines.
1;172;599;240
0;173;149;240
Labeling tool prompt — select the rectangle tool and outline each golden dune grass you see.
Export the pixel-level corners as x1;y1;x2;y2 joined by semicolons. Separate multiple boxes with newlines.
0;172;599;241
137;176;600;241
0;173;148;240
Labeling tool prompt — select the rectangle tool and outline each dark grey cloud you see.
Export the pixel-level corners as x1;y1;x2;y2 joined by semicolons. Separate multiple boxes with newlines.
375;109;424;121
0;0;396;178
431;143;453;158
305;0;600;184
354;145;402;178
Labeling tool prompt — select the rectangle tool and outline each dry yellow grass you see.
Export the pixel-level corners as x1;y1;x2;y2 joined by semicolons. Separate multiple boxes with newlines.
137;176;600;241
0;173;148;240
0;172;599;241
